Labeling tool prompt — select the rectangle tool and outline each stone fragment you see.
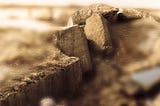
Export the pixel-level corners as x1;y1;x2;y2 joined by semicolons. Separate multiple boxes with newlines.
117;8;147;20
0;28;83;106
84;13;113;55
70;4;118;25
142;9;160;22
53;25;92;72
0;52;82;106
117;8;160;22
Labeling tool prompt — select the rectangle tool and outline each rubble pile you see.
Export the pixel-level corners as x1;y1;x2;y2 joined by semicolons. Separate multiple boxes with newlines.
0;4;160;106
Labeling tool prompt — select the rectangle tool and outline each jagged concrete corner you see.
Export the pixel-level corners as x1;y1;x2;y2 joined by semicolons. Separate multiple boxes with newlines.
70;4;119;25
84;13;113;55
52;25;92;73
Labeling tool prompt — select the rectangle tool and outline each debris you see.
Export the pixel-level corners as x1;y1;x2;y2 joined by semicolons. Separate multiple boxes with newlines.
53;25;92;72
0;49;82;106
117;8;147;20
70;4;118;25
84;13;113;55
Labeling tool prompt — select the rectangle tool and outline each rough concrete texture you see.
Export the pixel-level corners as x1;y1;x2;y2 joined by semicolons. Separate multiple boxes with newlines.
117;8;148;20
65;5;160;106
0;28;83;106
52;25;92;72
70;4;159;26
117;8;160;24
0;52;82;106
84;13;113;54
1;4;160;106
70;4;118;25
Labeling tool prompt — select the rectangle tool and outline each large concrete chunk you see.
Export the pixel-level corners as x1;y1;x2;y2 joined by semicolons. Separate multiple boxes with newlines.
0;52;82;106
84;13;113;55
0;29;83;106
70;4;118;25
53;25;92;72
69;4;158;25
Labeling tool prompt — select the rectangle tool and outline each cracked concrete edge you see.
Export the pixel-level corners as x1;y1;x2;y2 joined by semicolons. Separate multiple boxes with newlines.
0;54;82;106
51;25;93;73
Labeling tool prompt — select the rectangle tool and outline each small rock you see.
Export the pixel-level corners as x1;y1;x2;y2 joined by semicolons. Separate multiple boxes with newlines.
84;13;113;55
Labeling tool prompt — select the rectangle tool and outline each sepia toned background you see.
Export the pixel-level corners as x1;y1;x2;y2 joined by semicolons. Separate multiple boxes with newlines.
0;0;160;106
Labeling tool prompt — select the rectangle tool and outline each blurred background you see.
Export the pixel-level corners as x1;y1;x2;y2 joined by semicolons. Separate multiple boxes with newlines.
0;0;160;106
0;0;160;29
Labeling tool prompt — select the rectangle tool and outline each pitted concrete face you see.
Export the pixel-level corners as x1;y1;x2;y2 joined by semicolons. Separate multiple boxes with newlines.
84;13;113;54
52;25;92;72
0;28;82;106
70;4;160;73
70;4;119;25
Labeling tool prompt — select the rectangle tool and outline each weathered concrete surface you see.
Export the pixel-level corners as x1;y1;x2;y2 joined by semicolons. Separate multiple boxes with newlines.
109;17;160;73
84;13;113;54
69;4;159;26
70;4;118;25
138;8;160;23
0;52;82;106
0;28;83;106
117;8;148;20
52;25;92;72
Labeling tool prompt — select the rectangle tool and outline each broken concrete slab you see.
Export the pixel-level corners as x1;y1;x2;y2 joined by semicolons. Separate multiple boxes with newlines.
0;52;82;106
70;4;118;25
69;3;159;26
84;13;113;55
52;25;92;73
0;28;83;106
